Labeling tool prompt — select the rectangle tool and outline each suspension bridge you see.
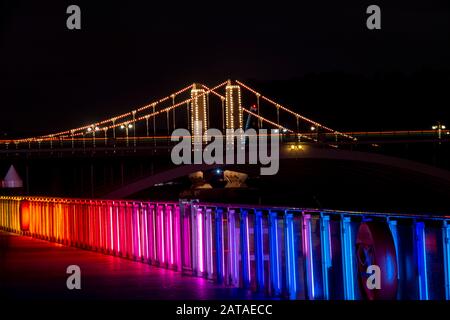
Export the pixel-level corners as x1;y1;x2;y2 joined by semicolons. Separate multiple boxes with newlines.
1;79;448;153
0;80;357;153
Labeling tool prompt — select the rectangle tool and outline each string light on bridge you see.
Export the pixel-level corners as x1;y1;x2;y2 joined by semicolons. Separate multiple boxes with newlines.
8;84;196;144
4;80;350;149
235;80;356;141
242;107;316;142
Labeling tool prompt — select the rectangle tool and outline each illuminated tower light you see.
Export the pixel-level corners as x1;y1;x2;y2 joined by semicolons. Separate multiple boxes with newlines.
225;81;244;146
190;84;208;143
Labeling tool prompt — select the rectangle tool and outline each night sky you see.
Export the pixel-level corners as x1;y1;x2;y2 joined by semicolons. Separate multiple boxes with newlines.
1;0;450;137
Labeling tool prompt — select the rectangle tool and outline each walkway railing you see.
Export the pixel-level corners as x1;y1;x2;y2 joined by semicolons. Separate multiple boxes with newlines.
0;196;449;300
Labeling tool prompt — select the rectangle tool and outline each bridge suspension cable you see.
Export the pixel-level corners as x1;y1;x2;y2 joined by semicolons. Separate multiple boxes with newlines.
199;82;324;143
236;80;356;141
11;83;196;143
104;81;228;134
9;82;231;144
241;107;317;142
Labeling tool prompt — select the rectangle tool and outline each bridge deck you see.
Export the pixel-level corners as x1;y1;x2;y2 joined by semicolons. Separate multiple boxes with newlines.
0;231;260;300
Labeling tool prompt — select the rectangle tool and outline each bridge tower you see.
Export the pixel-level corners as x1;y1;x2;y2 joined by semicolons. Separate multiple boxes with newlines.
190;83;208;142
225;80;243;132
225;80;244;148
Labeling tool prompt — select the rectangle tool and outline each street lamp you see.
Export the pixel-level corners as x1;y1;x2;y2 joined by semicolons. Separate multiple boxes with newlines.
120;123;133;146
86;125;99;148
87;125;98;148
432;122;446;142
310;125;319;141
103;127;108;146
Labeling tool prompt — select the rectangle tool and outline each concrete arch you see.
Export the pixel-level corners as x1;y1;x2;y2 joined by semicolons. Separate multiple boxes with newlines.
104;163;217;199
104;146;450;199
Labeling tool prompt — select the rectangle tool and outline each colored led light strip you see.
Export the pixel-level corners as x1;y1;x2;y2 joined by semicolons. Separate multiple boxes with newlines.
142;204;148;260
145;204;151;261
204;208;214;279
319;214;332;300
115;203;120;254
190;204;198;273
168;206;174;265
227;209;239;286
197;208;204;274
133;203;140;258
269;211;281;295
340;216;355;300
285;211;297;299
240;210;251;289
182;204;191;270
159;205;165;264
151;205;157;262
415;221;429;300
443;221;450;300
254;210;265;292
214;208;224;284
303;213;315;299
174;205;182;271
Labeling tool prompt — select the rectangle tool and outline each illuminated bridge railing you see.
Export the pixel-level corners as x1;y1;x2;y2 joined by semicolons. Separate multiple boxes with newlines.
0;196;449;300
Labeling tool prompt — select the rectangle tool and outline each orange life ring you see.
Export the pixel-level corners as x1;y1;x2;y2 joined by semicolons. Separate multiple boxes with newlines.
356;221;398;300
